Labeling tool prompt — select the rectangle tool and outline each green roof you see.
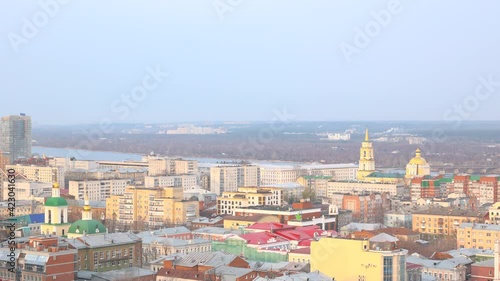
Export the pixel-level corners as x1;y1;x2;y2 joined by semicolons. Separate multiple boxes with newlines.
367;172;404;179
470;175;481;181
68;219;107;235
45;197;68;207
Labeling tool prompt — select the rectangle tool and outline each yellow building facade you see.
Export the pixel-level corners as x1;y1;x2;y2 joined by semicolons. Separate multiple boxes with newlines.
105;186;199;228
311;235;407;281
412;209;483;236
457;223;500;250
356;129;376;181
217;187;282;215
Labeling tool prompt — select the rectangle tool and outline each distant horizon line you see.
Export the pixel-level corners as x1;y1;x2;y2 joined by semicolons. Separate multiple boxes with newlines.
32;119;500;127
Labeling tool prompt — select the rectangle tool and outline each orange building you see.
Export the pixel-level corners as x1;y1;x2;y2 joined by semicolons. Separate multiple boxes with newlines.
329;192;391;223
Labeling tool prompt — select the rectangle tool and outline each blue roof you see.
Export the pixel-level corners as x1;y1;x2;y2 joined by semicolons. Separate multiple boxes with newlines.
29;214;45;224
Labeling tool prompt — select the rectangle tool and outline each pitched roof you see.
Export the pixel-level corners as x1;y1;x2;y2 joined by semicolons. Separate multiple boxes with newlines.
369;233;399;243
157;268;204;280
239;232;288;245
174;251;238;268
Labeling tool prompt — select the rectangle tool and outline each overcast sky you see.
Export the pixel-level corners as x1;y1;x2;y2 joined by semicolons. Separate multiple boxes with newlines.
1;0;500;125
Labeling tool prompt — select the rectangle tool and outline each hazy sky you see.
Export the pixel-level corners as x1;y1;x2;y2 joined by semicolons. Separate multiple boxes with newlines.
1;0;500;125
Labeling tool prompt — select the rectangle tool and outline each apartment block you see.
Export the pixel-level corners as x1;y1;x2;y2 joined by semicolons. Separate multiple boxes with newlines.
210;165;260;195
1;180;51;201
144;175;197;191
454;174;500;207
106;186;199;228
412;208;484;237
297;175;333;198
49;157;99;170
327;180;403;197
328;192;391;224
0;114;31;162
260;166;299;185
457;223;500;250
216;187;282;215
6;164;65;188
148;157;198;176
69;179;131;201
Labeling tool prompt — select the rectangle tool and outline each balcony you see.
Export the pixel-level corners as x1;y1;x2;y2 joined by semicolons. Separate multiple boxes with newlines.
421;225;426;229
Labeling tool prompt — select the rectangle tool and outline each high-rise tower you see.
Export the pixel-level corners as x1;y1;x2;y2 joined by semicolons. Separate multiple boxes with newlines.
0;114;32;162
356;128;375;181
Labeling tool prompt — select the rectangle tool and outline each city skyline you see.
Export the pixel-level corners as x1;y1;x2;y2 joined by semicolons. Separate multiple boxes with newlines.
2;1;500;125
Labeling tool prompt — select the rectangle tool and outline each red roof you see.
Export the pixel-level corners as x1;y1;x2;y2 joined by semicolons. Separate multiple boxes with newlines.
406;263;423;270
274;226;323;241
297;240;312;247
239;232;288;245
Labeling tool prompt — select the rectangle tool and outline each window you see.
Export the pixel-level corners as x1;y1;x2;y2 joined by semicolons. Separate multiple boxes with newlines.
383;256;393;281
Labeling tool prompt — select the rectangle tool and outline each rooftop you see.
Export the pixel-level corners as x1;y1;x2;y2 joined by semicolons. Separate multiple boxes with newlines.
64;232;140;249
174;251;238;268
89;267;156;280
157;268;204;280
459;223;500;231
413;207;485;218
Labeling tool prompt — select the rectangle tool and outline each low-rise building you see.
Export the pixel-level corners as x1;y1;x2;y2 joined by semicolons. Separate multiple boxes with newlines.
137;234;211;264
65;232;143;272
190;216;224;229
0;236;78;281
192;227;235;241
406;253;469;281
217;187;282;215
85;267;157;281
384;208;413;228
288;247;311;264
470;258;495;281
231;201;337;231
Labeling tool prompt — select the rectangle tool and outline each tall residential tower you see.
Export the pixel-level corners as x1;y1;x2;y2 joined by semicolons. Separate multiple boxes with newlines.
1;114;32;162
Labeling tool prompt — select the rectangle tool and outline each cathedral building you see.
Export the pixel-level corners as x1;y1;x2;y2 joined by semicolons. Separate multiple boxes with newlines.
405;148;431;179
41;183;71;236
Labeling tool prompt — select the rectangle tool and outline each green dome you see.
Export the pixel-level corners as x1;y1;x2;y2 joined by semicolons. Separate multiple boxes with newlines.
45;197;68;207
68;219;107;235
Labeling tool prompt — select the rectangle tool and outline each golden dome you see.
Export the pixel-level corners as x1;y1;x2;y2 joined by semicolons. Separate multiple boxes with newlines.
53;182;60;189
408;148;428;166
83;205;91;212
